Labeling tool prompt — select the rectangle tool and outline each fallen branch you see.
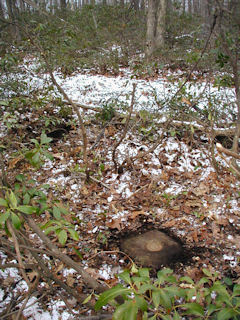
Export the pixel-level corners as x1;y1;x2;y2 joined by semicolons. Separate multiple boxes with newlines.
216;143;240;160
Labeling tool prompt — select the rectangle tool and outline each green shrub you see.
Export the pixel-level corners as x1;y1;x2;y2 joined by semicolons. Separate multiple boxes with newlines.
95;267;240;320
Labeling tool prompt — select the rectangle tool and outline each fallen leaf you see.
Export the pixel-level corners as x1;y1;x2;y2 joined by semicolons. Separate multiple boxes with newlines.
192;182;210;196
106;218;122;231
8;155;24;169
162;220;176;228
129;210;145;219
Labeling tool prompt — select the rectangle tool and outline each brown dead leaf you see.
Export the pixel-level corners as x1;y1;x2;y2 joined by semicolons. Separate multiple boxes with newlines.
8;155;24;169
159;172;170;182
81;186;89;196
66;275;75;287
192;182;210;196
105;126;116;136
161;220;176;228
85;268;100;279
129;210;145;219
53;153;64;159
106;218;122;231
191;230;198;242
181;97;192;105
185;199;202;208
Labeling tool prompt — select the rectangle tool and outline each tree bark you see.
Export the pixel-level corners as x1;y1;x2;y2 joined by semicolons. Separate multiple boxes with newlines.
146;0;156;57
155;0;166;49
146;0;167;58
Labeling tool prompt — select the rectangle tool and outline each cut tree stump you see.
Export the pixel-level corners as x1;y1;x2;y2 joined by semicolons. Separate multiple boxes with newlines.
121;230;182;269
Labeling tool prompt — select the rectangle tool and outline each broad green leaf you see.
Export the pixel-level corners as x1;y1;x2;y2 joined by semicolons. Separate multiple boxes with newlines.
152;290;161;308
157;268;173;284
53;206;61;220
58;229;68;245
149;315;157;320
164;286;185;298
95;284;131;311
198;277;209;286
184;303;204;316
44;151;54;161
58;205;69;215
32;151;40;164
23;193;30;205
17;205;36;214
30;138;39;145
9;191;18;209
216;308;237;320
180;276;194;284
0;198;8;207
223;277;233;286
68;228;79;241
119;271;132;285
159;289;172;310
132;276;149;289
130;263;138;274
161;315;172;320
43;226;59;235
82;292;93;304
212;284;230;300
173;311;181;320
207;303;218;316
233;284;240;297
135;295;148;311
0;100;9;106
202;268;213;278
113;300;138;320
16;174;25;182
11;212;21;229
139;268;149;278
40;132;52;145
138;283;155;294
0;211;10;224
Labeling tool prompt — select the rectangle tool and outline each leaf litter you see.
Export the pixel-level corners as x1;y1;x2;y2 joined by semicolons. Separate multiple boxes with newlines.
0;58;240;319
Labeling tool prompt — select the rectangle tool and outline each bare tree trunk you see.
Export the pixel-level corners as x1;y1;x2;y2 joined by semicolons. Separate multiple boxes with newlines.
60;0;66;10
182;0;186;13
155;0;166;48
188;0;192;13
0;0;5;18
146;0;156;57
6;0;21;40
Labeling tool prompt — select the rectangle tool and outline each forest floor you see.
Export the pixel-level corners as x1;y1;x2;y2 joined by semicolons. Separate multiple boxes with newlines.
0;58;240;319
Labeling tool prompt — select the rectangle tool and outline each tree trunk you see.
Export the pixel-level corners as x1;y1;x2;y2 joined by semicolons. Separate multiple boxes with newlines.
188;0;192;13
155;0;166;49
0;0;4;19
6;0;20;40
182;0;186;13
60;0;66;10
146;0;156;57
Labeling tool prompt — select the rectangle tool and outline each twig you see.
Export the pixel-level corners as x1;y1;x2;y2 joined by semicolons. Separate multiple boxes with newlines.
21;214;107;293
112;83;137;170
6;221;30;287
16;272;40;320
217;147;240;178
73;172;111;190
216;143;240;160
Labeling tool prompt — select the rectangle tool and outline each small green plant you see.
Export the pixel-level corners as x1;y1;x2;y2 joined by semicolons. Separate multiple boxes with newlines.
97;102;116;122
95;267;240;320
25;132;53;168
0;175;79;245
